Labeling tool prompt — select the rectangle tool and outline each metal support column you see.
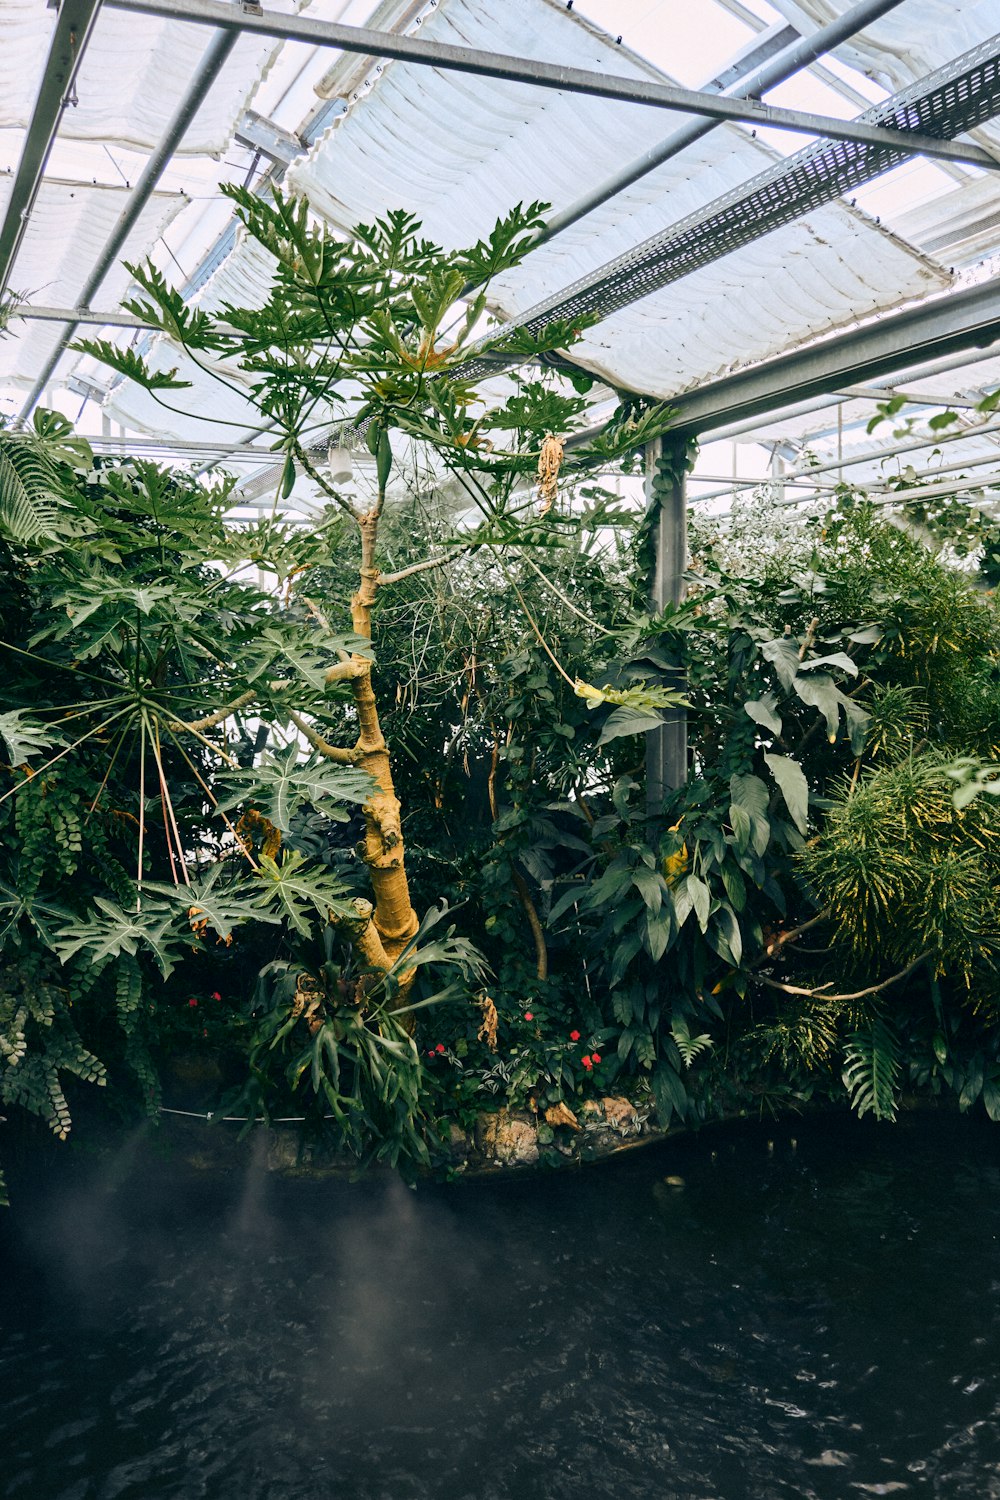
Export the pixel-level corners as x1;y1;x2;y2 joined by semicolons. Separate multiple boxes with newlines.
645;437;688;818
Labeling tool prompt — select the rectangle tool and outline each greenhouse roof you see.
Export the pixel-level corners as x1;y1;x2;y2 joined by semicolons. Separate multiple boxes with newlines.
3;0;1000;504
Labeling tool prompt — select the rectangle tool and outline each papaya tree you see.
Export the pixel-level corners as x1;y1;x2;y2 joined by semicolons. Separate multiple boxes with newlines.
76;188;674;1002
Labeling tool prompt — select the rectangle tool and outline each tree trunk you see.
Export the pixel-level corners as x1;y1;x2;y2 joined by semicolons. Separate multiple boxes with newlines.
348;515;420;979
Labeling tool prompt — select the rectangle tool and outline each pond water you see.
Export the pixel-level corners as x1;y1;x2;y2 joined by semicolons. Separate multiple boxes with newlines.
2;1113;1000;1500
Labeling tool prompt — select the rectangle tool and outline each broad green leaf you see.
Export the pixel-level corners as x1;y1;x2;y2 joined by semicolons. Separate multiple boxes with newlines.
596;704;666;745
51;897;178;976
0;711;60;765
685;874;711;933
632;865;664;915
651;1060;688;1127
256;850;356;936
763;752;809;835
730;773;770;856
144;864;281;941
645;907;674;962
744;693;782;736
798;651;858;676
707;906;742;967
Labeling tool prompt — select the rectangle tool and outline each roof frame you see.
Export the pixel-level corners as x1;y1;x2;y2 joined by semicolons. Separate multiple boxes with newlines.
638;273;1000;442
16;24;241;423
104;0;999;171
0;0;104;298
461;34;1000;387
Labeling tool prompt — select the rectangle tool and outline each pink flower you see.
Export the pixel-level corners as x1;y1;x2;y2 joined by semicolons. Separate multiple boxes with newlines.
210;991;222;1001
591;1052;602;1064
524;1012;534;1021
569;1029;581;1042
581;1055;593;1070
188;998;198;1008
435;1043;446;1054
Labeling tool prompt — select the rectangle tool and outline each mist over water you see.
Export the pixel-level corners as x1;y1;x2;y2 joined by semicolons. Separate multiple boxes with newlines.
3;1114;1000;1499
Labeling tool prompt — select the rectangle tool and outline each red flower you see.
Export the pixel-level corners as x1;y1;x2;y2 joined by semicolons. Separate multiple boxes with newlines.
581;1055;593;1070
435;1042;446;1054
569;1029;581;1042
188;998;198;1008
427;1049;436;1058
592;1052;602;1064
524;1011;534;1021
210;991;222;1001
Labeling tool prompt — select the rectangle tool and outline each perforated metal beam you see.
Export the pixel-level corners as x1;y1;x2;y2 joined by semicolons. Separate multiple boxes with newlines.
103;0;999;170
537;0;909;247
0;0;104;297
462;35;1000;388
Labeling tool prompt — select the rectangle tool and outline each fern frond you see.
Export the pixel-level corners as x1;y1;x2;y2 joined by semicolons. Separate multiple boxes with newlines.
843;1013;901;1120
0;432;61;540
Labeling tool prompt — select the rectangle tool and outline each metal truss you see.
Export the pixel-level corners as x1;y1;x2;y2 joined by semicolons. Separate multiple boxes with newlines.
0;0;103;297
461;34;1000;387
105;0;997;170
17;25;240;422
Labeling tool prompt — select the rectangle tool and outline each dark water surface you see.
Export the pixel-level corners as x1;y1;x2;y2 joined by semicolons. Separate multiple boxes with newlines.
3;1113;1000;1500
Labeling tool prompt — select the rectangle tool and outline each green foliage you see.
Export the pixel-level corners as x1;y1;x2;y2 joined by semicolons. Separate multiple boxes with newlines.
229;904;488;1169
843;1014;901;1121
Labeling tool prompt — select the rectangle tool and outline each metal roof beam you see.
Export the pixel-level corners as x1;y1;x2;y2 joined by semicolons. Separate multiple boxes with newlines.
16;25;240;424
663;277;1000;439
538;0;909;247
468;37;1000;390
0;0;104;298
233;108;304;167
103;0;999;171
13;302;160;330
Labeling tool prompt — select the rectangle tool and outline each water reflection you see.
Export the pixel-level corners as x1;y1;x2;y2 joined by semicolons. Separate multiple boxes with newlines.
3;1115;1000;1498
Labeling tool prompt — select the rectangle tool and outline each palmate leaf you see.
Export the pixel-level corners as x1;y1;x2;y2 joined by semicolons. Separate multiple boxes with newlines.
218;746;374;831
242;626;372;694
50;897;179;977
256;850;356;936
450;201;549;286
0;711;61;766
144;863;281;942
843;1013;901;1121
70;338;192;390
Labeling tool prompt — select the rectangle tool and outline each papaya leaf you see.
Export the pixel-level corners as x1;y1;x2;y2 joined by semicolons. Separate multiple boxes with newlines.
219;746;374;831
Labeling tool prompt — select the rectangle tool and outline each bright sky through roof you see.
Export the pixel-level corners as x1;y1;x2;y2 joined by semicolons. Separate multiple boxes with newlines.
2;0;999;498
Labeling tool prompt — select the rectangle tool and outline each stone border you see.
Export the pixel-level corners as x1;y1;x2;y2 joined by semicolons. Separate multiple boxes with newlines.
157;1094;670;1178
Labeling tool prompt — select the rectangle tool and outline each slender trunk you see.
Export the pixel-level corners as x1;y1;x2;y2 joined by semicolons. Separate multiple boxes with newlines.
349;513;420;975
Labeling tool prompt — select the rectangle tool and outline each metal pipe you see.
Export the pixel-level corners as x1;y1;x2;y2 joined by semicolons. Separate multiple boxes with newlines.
16;24;239;424
0;0;104;298
705;344;1000;444
713;467;1000;519
537;0;910;246
645;438;688;811
102;0;999;170
690;419;1000;504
